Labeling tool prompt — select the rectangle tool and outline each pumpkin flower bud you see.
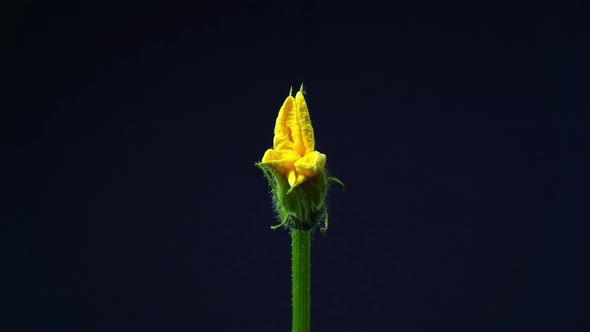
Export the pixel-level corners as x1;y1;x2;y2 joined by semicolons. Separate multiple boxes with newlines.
257;85;339;231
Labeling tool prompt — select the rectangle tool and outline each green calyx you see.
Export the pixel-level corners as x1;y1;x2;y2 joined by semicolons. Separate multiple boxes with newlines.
257;163;338;231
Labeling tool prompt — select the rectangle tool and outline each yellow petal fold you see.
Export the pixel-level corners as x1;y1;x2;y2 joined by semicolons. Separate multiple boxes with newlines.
261;149;300;175
272;95;295;151
293;91;316;157
294;151;326;177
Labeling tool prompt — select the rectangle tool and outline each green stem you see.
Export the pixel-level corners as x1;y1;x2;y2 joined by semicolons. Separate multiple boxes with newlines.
291;229;311;332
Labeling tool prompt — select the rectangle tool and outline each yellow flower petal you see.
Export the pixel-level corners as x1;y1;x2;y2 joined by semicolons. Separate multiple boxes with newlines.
261;149;300;176
260;86;326;189
294;151;326;177
293;91;315;157
272;95;295;151
287;170;299;188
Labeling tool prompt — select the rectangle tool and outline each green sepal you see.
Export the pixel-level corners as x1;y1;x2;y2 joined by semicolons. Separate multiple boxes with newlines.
256;163;329;231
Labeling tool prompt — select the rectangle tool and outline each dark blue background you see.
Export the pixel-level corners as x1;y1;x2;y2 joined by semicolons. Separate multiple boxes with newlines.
8;1;589;331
